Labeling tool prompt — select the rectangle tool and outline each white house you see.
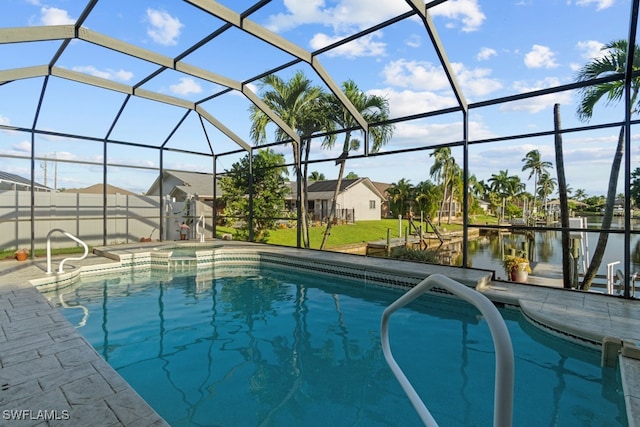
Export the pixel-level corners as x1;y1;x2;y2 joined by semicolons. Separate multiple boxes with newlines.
289;178;387;222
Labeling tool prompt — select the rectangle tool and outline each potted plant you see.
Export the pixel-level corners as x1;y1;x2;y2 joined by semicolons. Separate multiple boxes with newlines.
502;255;531;283
15;248;29;261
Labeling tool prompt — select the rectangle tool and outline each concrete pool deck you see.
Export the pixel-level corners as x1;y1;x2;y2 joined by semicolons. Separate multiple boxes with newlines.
0;241;639;426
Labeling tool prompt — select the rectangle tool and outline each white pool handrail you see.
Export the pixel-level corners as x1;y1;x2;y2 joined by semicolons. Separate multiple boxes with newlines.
46;228;89;274
380;273;514;427
196;214;205;243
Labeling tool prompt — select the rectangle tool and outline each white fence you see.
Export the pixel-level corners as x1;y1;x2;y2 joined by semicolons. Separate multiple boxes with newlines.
0;190;163;249
0;190;216;250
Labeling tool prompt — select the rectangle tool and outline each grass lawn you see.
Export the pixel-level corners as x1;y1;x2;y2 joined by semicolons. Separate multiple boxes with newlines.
217;215;499;249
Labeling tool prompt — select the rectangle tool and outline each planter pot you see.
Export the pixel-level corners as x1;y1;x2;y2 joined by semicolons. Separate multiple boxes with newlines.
513;270;528;283
15;253;28;261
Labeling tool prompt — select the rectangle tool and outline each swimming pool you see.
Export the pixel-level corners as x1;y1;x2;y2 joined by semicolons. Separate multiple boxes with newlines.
48;265;627;426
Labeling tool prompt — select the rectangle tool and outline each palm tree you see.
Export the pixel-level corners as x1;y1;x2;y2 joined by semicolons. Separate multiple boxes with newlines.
320;80;393;249
414;180;441;220
537;172;557;214
249;71;333;248
521;149;552;219
429;148;456;225
488;170;522;221
387;178;414;218
309;171;326;181
575;40;640;290
573;188;587;201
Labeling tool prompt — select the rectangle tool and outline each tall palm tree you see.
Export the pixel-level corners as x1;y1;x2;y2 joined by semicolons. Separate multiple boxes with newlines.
537;172;557;213
447;163;463;224
429;148;455;225
320;80;393;249
521;149;552;219
575;40;640;290
249;71;333;248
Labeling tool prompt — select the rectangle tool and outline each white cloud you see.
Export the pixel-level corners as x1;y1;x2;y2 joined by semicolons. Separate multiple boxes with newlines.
477;47;497;61
13;141;32;153
265;0;410;33
309;32;386;57
381;59;502;98
368;88;458;117
71;66;134;82
265;0;484;33
382;59;451;91
0;115;10;126
576;40;606;60
575;0;615;11
431;0;486;32
524;45;558;69
146;9;183;46
170;78;202;96
500;77;572;113
39;7;75;25
393;119;494;143
405;34;421;48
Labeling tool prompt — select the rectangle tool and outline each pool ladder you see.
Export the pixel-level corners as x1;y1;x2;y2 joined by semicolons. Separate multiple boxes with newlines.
196;214;205;243
380;274;514;427
46;228;89;274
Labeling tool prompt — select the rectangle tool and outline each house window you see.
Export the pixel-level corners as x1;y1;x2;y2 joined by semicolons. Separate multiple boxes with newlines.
369;200;376;209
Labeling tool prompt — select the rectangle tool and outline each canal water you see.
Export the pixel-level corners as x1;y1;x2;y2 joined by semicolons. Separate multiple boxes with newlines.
454;216;640;285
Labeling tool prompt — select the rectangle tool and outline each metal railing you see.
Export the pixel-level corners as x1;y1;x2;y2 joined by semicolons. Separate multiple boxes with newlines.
196;214;205;243
380;273;514;427
46;228;89;274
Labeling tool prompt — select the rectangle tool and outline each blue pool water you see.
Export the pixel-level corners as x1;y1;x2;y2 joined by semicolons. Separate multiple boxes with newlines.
51;266;627;426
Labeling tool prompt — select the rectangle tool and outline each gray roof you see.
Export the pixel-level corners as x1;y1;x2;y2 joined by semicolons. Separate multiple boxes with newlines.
0;171;49;190
307;178;361;193
148;170;221;197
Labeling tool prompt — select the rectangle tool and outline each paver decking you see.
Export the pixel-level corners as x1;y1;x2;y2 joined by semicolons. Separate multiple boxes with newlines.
0;258;168;426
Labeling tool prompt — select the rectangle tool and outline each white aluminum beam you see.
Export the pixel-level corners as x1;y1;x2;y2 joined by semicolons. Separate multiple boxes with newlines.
0;25;74;43
52;67;133;94
196;105;251;152
312;58;369;132
406;0;467;111
0;66;49;83
78;28;175;68
175;62;241;91
185;0;311;62
242;86;301;145
134;88;195;110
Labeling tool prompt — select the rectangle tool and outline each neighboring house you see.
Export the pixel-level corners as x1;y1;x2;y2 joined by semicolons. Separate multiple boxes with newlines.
63;183;137;195
289;178;387;222
372;181;391;218
0;171;52;192
146;170;221;202
476;199;490;213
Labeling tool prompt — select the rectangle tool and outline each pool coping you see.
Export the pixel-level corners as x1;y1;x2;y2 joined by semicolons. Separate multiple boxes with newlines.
2;240;639;426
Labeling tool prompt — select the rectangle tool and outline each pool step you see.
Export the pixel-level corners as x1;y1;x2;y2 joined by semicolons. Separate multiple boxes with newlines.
169;256;197;270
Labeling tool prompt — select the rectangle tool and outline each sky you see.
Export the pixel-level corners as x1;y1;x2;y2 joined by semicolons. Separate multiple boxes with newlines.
0;0;636;196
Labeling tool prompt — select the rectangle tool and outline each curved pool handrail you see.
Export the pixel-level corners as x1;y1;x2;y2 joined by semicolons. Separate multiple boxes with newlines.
46;228;89;274
380;273;514;427
196;214;205;243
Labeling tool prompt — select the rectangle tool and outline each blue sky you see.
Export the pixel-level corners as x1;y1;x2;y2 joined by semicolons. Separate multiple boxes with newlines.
0;0;635;196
